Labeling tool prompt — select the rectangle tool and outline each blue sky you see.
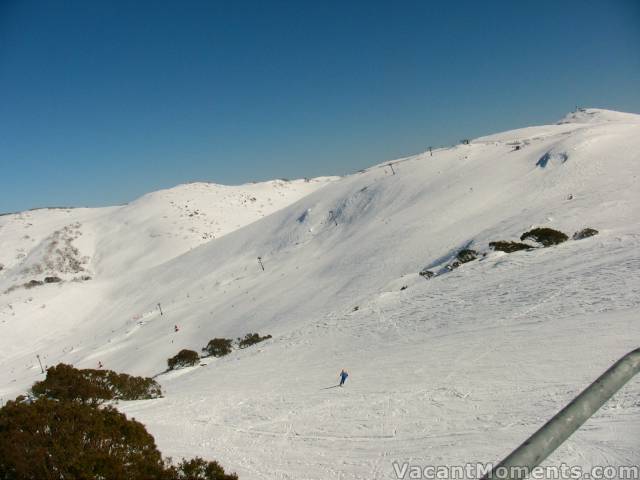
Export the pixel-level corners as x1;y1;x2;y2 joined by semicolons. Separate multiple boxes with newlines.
1;0;639;212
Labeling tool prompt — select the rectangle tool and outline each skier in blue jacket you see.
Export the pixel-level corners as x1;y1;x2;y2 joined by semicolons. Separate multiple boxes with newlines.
339;369;349;387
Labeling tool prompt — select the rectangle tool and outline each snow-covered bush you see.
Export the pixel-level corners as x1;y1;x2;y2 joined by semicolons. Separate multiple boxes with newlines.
446;261;461;271
237;333;272;349
203;338;233;357
419;268;435;279
446;249;477;271
31;363;162;404
456;249;477;263
167;349;200;370
489;241;532;253
520;228;568;247
573;228;598;240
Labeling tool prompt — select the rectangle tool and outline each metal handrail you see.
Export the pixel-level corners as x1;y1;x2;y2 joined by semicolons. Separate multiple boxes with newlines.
483;347;640;480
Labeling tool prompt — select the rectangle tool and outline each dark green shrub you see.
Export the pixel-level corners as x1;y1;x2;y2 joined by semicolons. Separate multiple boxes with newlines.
106;371;163;400
168;349;200;370
520;228;568;247
24;279;43;289
237;333;272;349
31;363;112;405
489;241;532;253
456;249;477;263
44;276;62;283
169;457;238;480
31;363;162;405
573;228;598;240
0;398;166;479
0;398;238;480
203;338;233;357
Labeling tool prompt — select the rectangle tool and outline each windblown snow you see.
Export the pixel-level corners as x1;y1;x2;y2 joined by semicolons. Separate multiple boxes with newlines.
1;109;639;479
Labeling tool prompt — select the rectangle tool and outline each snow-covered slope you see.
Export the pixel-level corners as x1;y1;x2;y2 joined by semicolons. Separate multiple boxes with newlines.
0;177;336;284
1;108;639;479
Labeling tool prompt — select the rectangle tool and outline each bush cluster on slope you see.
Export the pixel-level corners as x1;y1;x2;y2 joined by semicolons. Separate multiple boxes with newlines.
31;363;162;405
427;225;596;277
203;338;234;357
237;333;272;349
456;249;477;263
24;279;43;289
5;274;92;294
445;248;478;271
488;241;531;253
169;332;273;369
573;228;598;240
167;349;200;370
520;227;568;247
169;457;238;480
419;268;435;279
0;397;166;479
0;397;238;480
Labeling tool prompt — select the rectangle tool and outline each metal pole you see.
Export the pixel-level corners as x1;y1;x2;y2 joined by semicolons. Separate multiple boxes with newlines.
157;303;163;316
483;347;640;480
36;354;44;374
389;163;396;175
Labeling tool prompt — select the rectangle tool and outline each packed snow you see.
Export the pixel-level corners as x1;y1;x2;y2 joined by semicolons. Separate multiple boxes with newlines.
1;108;638;479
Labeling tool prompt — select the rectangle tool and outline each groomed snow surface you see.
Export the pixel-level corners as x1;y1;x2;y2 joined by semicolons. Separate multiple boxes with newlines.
1;108;639;479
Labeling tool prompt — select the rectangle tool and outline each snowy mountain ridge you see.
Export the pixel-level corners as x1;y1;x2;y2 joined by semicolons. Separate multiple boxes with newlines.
0;177;336;284
1;108;639;479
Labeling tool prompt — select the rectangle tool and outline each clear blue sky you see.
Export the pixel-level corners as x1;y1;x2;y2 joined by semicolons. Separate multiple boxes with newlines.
1;0;639;212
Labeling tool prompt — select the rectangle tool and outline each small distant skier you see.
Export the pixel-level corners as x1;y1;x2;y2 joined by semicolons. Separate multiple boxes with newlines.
98;361;103;369
339;369;349;387
174;325;179;332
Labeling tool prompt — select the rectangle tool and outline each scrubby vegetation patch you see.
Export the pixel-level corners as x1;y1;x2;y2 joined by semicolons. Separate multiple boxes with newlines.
419;268;435;279
237;333;272;349
0;398;167;479
456;249;478;263
446;261;461;271
31;363;162;404
21;222;89;277
203;338;234;357
24;279;44;289
489;241;532;253
169;457;238;480
0;397;237;479
167;349;200;370
573;228;598;240
520;228;568;247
